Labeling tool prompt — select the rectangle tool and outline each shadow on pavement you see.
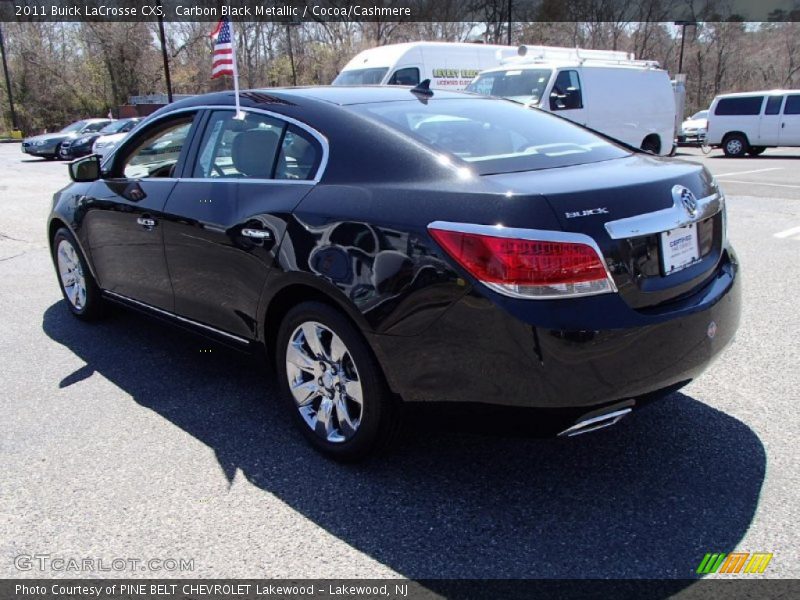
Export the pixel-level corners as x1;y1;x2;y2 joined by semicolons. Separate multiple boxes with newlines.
43;301;766;583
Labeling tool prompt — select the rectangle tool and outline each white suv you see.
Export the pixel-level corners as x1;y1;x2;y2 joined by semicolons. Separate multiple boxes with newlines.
706;90;800;157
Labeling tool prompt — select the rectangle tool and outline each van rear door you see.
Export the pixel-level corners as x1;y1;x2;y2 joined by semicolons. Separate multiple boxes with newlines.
779;94;800;146
758;95;784;145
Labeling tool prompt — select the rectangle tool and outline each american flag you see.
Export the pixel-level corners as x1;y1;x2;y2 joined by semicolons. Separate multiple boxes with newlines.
210;17;235;79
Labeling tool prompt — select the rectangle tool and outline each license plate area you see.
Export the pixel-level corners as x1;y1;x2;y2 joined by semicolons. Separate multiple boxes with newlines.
660;223;700;275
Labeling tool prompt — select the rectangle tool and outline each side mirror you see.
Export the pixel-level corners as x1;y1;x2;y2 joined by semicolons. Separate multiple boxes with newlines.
68;154;101;182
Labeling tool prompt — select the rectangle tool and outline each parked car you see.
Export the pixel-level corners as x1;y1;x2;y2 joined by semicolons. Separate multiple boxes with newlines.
706;90;800;156
22;119;113;160
60;118;140;160
466;45;677;155
92;118;142;159
678;110;709;145
332;41;516;90
49;86;740;460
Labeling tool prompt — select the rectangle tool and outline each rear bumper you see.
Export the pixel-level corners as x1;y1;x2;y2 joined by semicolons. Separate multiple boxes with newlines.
372;248;740;410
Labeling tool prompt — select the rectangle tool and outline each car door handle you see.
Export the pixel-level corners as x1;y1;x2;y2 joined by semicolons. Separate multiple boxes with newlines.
137;217;156;229
241;228;271;240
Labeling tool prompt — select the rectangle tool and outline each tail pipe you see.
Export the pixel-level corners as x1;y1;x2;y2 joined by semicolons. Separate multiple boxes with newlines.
558;407;632;437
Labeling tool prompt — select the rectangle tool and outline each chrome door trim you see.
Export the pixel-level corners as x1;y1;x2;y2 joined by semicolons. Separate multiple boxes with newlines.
102;290;251;345
604;191;723;240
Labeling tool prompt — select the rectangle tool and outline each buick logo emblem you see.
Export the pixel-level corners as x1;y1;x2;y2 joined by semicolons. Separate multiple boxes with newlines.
673;185;698;217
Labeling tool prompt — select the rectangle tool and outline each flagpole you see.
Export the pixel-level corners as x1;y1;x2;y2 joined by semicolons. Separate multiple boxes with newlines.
230;19;244;120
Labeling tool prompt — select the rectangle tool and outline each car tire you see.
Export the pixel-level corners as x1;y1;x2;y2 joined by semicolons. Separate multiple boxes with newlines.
747;146;766;156
52;227;105;320
276;301;401;461
722;134;748;157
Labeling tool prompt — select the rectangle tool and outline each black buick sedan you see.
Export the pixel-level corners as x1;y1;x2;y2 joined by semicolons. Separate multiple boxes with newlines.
49;86;740;460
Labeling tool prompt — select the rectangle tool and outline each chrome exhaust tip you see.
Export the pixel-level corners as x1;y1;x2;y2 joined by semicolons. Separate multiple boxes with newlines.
558;408;632;437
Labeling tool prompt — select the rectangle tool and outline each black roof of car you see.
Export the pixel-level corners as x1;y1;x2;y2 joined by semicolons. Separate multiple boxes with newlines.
166;85;476;112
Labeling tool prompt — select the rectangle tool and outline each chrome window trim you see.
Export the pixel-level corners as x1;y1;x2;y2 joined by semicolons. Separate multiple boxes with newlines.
427;220;618;298
178;177;315;186
106;104;329;184
103;290;251;344
604;191;722;240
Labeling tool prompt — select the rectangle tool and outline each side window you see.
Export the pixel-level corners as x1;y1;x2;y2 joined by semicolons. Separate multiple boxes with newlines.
193;111;284;179
276;125;321;180
765;96;784;115
121;118;193;179
785;95;800;115
388;67;420;86
550;70;583;111
714;97;764;115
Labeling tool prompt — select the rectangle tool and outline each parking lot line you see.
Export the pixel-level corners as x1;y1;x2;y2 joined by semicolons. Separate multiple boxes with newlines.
774;225;800;239
714;168;783;178
718;179;800;190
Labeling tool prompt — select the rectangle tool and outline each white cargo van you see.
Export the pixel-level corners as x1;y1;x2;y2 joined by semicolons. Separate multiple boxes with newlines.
332;42;516;90
705;90;800;157
466;46;677;156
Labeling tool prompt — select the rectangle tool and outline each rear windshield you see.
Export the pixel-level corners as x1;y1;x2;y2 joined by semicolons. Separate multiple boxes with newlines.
333;68;389;86
465;69;552;105
348;98;629;175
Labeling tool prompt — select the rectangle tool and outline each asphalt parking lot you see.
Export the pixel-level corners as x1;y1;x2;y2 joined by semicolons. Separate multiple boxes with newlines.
1;143;798;584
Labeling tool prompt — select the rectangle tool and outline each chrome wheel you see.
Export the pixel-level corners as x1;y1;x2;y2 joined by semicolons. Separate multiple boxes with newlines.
285;321;364;443
726;138;743;155
56;239;87;310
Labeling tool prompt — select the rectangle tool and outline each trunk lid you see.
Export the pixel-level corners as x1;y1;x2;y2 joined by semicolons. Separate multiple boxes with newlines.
483;154;724;309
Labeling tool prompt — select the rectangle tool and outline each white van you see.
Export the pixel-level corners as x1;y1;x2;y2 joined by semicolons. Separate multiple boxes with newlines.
706;90;800;157
466;46;677;156
332;42;516;90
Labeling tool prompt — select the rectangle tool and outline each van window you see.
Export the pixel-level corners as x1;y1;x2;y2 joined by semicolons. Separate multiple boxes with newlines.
388;68;420;86
550;70;583;111
765;96;784;115
332;68;389;86
714;96;764;116
465;69;552;105
785;95;800;115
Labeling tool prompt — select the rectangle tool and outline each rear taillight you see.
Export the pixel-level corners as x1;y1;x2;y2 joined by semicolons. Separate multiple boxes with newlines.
428;222;616;299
